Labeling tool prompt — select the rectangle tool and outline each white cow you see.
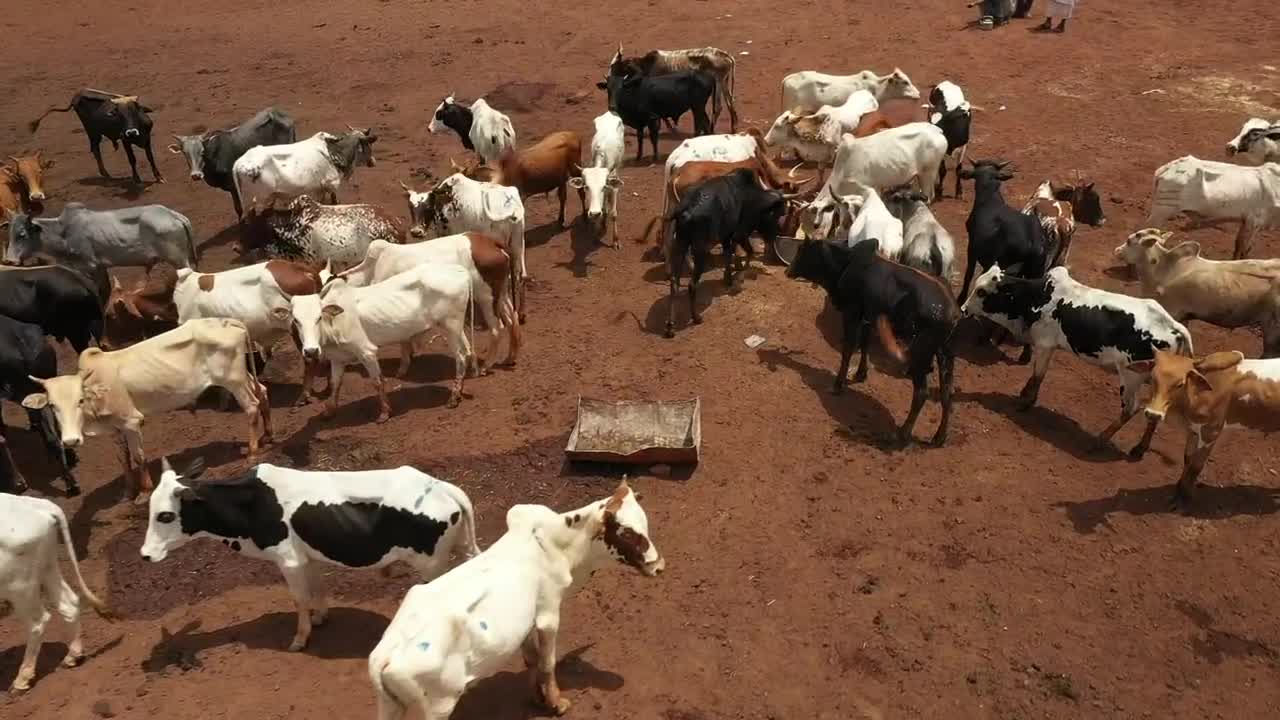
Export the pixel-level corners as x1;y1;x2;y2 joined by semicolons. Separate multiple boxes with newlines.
568;112;626;248
1226;118;1279;165
0;493;110;692
428;97;516;167
765;90;880;165
1147;156;1280;259
404;174;528;321
883;186;956;280
810;122;949;208
802;185;905;261
780;68;920;113
233;129;377;212
291;266;474;421
368;480;664;720
337;235;519;371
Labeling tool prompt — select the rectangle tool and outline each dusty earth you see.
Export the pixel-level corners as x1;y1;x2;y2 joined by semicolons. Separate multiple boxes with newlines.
3;0;1280;718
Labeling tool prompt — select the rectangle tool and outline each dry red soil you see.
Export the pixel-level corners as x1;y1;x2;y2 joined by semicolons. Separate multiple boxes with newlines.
3;1;1280;718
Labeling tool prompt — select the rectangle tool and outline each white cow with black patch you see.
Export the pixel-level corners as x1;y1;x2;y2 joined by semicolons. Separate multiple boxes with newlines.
1;493;110;692
140;459;479;652
368;480;663;720
962;265;1194;458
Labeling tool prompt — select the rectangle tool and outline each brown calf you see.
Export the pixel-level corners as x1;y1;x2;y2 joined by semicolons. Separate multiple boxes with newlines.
462;131;584;227
103;273;179;349
1;153;52;217
852;98;930;138
1131;350;1280;508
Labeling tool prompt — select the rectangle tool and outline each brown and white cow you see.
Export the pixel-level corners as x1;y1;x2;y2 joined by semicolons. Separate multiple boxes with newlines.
22;318;272;502
102;273;180;349
238;195;404;271
1022;180;1076;269
1;153;52;217
1131;350;1280;508
461;131;584;228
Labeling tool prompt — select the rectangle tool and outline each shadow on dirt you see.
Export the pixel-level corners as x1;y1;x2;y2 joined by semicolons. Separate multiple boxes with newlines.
452;644;624;720
1054;482;1280;534
0;635;124;694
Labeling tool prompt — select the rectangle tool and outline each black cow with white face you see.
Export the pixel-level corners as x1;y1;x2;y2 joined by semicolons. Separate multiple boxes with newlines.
29;89;163;184
169;107;297;217
141;460;480;651
956;159;1052;305
0;314;80;495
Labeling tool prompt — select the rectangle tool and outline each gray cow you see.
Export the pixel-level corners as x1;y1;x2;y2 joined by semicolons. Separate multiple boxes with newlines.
5;203;196;279
168;108;297;218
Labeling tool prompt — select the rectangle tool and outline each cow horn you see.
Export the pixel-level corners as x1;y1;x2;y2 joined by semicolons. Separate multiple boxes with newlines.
346;123;357;132
788;162;804;179
26;375;47;387
399;181;413;193
161;457;174;474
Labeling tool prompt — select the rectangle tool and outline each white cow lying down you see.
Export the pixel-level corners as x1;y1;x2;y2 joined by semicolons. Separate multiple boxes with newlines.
1;494;110;692
368;480;664;720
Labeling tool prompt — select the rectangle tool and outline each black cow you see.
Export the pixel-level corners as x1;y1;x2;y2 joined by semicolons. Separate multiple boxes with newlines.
662;168;786;337
786;239;959;447
0;435;19;494
598;71;714;161
169;108;297;217
956;160;1052;305
931;106;972;199
30;89;163;184
0;265;104;352
0;314;80;496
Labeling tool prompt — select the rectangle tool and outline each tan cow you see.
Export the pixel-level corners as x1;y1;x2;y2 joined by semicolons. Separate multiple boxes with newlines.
460;131;584;228
1115;229;1280;357
1;153;51;218
1130;350;1280;508
22;318;271;501
851;98;930;138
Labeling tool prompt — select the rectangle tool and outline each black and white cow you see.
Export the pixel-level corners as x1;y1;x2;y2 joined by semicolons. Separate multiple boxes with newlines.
141;459;480;651
961;264;1195;458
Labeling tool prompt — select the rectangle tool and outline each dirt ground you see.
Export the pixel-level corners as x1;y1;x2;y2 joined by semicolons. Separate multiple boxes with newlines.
3;0;1280;718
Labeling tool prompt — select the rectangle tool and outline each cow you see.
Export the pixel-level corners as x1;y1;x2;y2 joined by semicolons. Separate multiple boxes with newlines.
462;132;583;232
961;264;1194;458
428;96;516;167
0;435;19;494
927;81;973;199
238;195;404;271
141;458;479;651
610;44;739;131
850;97;931;138
290;265;474;420
0;314;81;495
955;160;1052;305
168;107;297;218
800;186;905;265
0;493;111;692
765;91;880;167
599;71;714;162
1129;350;1280;508
403;174;527;321
1022;180;1077;269
656;130;772;254
780;68;921;114
173;260;327;403
368;479;662;720
662;169;787;337
1;153;52;217
1048;174;1106;227
1226;118;1280;165
786;238;958;446
1147;156;1280;260
101;273;180;349
21;318;272;501
28;89;163;184
1115;228;1280;358
5;204;197;281
0;264;103;352
233;128;378;212
336;234;520;371
883;186;956;280
568;112;626;247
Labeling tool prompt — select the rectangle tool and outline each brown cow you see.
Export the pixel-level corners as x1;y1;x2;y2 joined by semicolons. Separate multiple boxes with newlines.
0;153;51;218
102;273;179;349
461;131;584;227
851;98;930;138
1130;350;1280;508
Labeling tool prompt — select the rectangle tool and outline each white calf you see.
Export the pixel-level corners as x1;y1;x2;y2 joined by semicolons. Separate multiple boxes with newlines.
780;68;920;113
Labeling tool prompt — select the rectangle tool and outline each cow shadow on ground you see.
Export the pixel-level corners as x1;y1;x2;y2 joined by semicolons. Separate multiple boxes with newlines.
141;610;389;673
1054;482;1280;534
560;458;697;483
811;301;921;381
200;221;242;255
74;176;152;201
755;347;904;451
553;219;613;279
949;318;1028;368
451;645;624;720
0;425;75;499
0;635;124;694
1173;599;1280;665
642;272;748;338
69;469;128;558
525;218;569;250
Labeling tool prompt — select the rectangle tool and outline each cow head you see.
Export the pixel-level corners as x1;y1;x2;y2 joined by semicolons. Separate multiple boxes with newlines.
1057;175;1105;226
102;274;179;349
959;264;1010;320
324;127;378;174
22;374;90;448
764;111;800;149
1131;350;1244;423
289;293;324;361
785;238;847;289
168;134;208;181
878;68;921;101
957;158;1014;194
568;165;621;223
4;213;42;265
595;479;664;576
110;96;154;140
1226;118;1272;157
1114;228;1176;267
883;185;929;218
6;153;51;207
140;456;208;562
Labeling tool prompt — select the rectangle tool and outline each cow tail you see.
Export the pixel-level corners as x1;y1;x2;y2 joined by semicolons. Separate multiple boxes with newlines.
875;315;907;363
28;102;75;133
184;216;200;268
52;504;112;619
372;657;426;719
929;243;945;279
466;270;477;376
438;481;481;559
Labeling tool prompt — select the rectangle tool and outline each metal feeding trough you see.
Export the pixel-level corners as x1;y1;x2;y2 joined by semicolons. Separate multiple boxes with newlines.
565;398;701;465
773;232;806;266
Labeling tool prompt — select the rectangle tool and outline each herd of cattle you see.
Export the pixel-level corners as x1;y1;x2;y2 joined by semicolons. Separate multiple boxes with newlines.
1;41;1279;719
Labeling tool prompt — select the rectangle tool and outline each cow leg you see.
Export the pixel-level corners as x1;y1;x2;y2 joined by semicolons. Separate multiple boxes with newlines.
899;369;930;446
936;159;947;200
143;141;164;183
722;236;736;287
635;128;645;162
88;134;110;178
665;251;683;338
231;189;244;219
122;143;143;185
954;146;968;199
117;434;137;500
692;105;711;137
0;429;28;494
649;120;661;162
444;320;472;409
852;318;873;383
1095;370;1145;451
279;563;314;651
226;379;268;456
305;563;328;626
1262;318;1280;359
359;353;391;423
555;183;568;228
11;604;50;692
534;613;570;715
323;362;347;418
833;313;861;394
45;562;84;667
1017;346;1055;409
931;349;956;446
123;427;153;501
957;257;978;306
1234;218;1259;260
1173;425;1219;510
396;340;415;378
688;251;706;326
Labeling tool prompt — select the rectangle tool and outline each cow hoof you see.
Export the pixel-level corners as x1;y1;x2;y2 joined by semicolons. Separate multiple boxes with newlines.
852;371;868;384
10;678;31;694
62;653;85;668
64;484;82;498
929;434;947;447
375;413;391;424
691;316;703;325
1127;445;1148;462
548;697;572;715
446;397;461;410
288;639;307;652
133;493;150;507
663;328;675;339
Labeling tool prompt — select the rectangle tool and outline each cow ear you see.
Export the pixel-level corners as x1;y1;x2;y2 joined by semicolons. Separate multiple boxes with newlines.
1136;233;1160;249
1158;230;1175;242
607;172;623;186
997;170;1015;181
140;105;155;114
270;306;291;321
40;156;54;170
176;486;199;503
21;393;48;410
182;457;207;480
1169;241;1201;259
167;144;182;154
1186;370;1214;394
1194;351;1244;374
321;304;344;319
567;177;585;189
1126;359;1154;374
